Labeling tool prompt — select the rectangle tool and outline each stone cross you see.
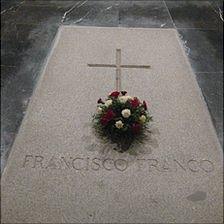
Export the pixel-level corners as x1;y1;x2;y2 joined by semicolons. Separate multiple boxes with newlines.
88;49;151;91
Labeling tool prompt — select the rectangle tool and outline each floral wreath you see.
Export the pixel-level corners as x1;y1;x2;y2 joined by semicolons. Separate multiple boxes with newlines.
93;91;152;152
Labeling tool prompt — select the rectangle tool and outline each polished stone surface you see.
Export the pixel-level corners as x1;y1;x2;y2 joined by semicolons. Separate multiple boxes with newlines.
196;72;223;146
1;0;223;172
2;27;223;223
1;23;38;42
62;1;119;26
208;0;223;14
178;29;223;72
119;1;173;28
22;0;77;8
1;0;23;12
165;0;223;29
1;4;64;25
1;40;29;66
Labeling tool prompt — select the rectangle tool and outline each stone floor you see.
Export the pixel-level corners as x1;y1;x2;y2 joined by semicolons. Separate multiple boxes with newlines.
1;0;223;171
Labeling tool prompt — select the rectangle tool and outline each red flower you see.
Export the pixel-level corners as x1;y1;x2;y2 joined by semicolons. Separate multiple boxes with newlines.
100;117;110;126
100;109;116;126
97;98;104;104
131;123;141;134
105;109;116;120
121;91;127;96
130;97;140;108
110;91;120;98
143;101;147;110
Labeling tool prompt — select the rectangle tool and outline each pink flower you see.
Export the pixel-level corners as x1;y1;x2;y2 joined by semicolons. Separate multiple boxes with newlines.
110;91;120;98
130;97;140;108
100;109;116;126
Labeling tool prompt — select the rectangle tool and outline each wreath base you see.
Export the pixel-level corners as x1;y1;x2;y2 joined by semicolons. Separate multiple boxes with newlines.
110;129;151;153
111;136;134;153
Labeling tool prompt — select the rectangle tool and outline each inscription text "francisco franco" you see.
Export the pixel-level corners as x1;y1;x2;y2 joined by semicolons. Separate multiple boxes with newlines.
22;155;215;173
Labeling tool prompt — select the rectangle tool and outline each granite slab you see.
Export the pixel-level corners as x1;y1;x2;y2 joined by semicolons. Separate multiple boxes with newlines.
1;26;223;223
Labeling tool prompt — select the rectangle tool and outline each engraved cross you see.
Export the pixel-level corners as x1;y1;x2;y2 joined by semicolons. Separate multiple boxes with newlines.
88;49;151;91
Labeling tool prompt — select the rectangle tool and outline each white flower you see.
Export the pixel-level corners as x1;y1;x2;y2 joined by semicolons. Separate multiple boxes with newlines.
97;107;103;114
139;115;146;123
105;99;112;107
119;95;133;104
121;109;131;118
115;120;124;129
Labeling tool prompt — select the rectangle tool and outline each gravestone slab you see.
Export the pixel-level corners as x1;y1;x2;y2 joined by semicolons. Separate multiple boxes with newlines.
1;26;223;224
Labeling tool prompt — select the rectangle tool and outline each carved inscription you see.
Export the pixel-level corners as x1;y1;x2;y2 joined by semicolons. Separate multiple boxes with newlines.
23;155;128;172
22;155;215;173
136;158;214;173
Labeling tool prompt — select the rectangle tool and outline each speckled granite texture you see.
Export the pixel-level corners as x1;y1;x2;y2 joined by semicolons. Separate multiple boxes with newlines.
1;26;223;224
